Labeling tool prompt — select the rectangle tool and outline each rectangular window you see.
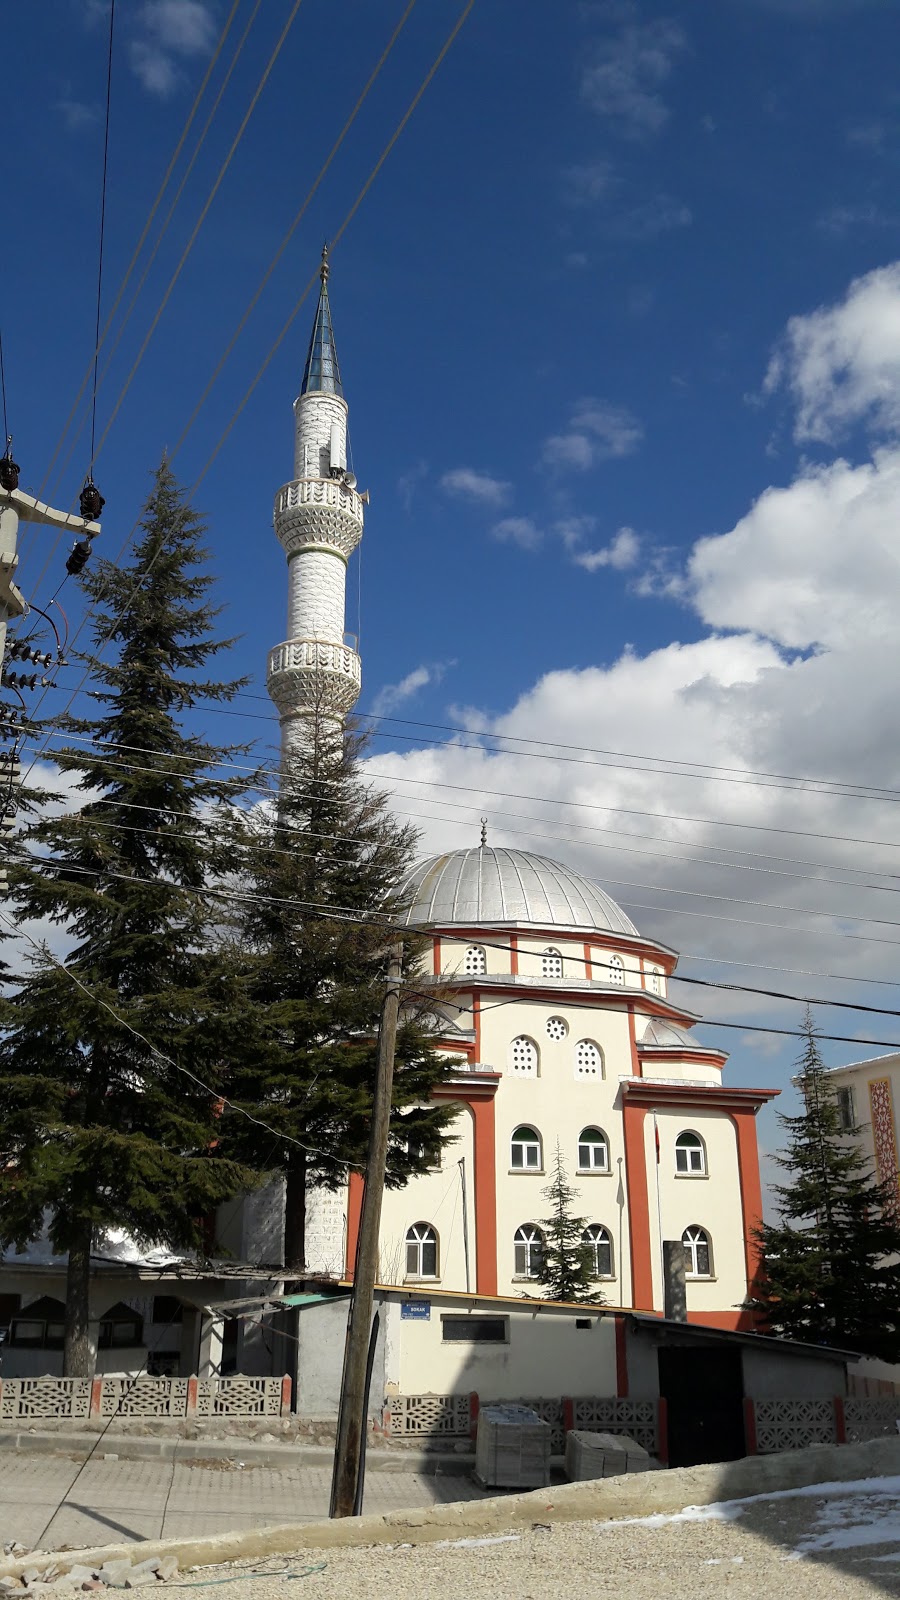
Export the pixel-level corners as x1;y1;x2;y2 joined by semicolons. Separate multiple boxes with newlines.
441;1316;508;1343
10;1319;44;1348
837;1086;855;1131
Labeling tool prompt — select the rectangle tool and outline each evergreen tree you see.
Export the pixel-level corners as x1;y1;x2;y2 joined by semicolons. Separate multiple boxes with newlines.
219;705;456;1271
748;1008;900;1358
0;460;260;1376
538;1143;603;1304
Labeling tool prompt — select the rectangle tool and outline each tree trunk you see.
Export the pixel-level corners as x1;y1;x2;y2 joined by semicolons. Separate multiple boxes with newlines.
284;1149;307;1272
63;1219;94;1378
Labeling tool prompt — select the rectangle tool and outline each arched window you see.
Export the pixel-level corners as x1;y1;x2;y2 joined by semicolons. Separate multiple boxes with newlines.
405;1223;438;1279
682;1225;712;1278
511;1125;543;1170
648;965;663;995
574;1039;604;1079
578;1126;610;1172
514;1224;544;1278
606;954;625;986
541;947;563;978
546;1015;568;1041
675;1131;707;1176
464;944;486;976
509;1035;539;1077
582;1225;614;1279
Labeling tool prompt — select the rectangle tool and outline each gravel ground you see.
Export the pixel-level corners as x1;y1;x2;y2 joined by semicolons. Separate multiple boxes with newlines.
173;1488;900;1600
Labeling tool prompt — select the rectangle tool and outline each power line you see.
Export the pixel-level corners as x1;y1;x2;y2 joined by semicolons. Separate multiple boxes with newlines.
87;0;116;483
16;0;243;559
0;329;9;447
18;0;475;775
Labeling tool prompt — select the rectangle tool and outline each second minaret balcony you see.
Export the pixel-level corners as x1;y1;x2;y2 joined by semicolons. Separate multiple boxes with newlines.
274;477;364;560
267;635;362;721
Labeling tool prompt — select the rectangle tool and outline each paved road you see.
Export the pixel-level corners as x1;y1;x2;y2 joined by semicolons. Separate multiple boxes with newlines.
0;1453;489;1550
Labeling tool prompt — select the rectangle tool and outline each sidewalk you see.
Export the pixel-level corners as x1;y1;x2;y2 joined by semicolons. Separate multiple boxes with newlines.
0;1452;491;1550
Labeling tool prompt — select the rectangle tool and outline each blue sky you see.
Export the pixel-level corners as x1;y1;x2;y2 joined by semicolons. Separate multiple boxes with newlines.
8;0;900;1176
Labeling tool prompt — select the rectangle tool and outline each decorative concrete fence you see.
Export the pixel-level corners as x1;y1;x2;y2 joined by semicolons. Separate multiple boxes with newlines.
386;1394;663;1458
0;1375;291;1423
746;1396;900;1454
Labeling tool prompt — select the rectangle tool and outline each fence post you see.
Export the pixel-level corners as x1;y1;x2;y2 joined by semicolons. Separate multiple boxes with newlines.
280;1375;292;1416
834;1396;847;1444
563;1397;575;1434
186;1376;198;1418
89;1379;103;1419
656;1397;669;1466
469;1391;480;1441
743;1397;758;1455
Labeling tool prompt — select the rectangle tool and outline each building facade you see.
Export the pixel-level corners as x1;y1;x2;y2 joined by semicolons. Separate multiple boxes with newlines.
824;1052;900;1217
270;261;778;1334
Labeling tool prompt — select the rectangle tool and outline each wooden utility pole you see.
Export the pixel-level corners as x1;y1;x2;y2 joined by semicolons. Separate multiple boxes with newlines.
331;943;403;1518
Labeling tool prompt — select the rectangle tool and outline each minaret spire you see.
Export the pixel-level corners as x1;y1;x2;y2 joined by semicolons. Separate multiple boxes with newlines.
267;254;364;756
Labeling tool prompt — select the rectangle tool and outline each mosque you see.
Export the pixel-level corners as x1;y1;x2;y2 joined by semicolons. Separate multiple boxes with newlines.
266;254;779;1335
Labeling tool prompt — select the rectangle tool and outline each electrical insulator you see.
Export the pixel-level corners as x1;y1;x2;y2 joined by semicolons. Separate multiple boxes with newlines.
66;539;92;576
0;443;19;494
79;481;105;521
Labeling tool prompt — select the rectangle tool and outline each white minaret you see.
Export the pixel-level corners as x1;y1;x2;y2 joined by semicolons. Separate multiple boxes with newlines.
267;248;364;755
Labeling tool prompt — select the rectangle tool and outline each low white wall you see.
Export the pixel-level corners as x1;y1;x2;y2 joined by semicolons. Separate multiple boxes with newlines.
393;1298;617;1400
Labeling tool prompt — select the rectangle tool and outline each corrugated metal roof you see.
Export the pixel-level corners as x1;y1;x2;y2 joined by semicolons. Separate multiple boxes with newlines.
396;847;638;936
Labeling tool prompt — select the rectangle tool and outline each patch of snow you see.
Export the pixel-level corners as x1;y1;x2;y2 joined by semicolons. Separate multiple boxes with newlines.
600;1475;900;1536
793;1489;900;1555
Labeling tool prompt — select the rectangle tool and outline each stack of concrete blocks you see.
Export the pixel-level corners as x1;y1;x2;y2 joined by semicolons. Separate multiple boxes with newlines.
474;1404;552;1489
565;1430;660;1482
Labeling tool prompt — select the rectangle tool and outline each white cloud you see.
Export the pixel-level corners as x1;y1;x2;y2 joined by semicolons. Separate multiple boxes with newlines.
543;398;644;470
611;194;693;239
368;262;900;1157
571;526;641;572
128;0;217;97
56;98;99;131
370;662;454;719
440;468;512;507
492;517;543;551
397;461;428;512
765;263;900;443
581;17;687;138
563;162;616;206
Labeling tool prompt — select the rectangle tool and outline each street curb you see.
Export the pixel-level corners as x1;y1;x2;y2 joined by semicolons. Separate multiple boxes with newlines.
1;1436;899;1580
0;1429;475;1475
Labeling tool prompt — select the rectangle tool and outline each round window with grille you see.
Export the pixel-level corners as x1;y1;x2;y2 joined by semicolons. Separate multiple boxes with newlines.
546;1016;568;1041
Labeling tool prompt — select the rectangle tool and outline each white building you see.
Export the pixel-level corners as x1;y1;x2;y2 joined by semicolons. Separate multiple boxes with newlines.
278;260;779;1334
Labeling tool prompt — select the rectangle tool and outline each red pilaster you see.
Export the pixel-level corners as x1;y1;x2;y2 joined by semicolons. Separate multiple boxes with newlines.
89;1379;102;1418
186;1377;199;1417
622;1103;653;1309
834;1396;847;1444
432;936;442;977
280;1375;292;1416
627;1004;642;1077
509;934;518;976
471;1096;498;1294
730;1108;765;1301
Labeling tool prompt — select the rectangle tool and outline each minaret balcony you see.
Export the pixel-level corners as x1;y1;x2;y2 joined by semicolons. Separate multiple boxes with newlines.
267;636;362;719
274;477;364;560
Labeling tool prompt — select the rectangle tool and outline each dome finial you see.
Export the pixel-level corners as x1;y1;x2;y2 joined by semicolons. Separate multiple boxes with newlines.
480;817;488;848
320;241;330;288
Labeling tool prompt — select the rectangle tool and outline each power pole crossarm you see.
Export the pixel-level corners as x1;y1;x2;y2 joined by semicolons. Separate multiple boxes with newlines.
331;943;403;1519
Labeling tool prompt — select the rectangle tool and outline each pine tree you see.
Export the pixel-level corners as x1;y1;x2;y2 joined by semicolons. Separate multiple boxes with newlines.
219;706;456;1271
748;1008;900;1358
538;1143;603;1304
0;460;261;1376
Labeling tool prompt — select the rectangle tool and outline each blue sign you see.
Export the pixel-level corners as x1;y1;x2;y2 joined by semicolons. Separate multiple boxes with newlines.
401;1299;431;1321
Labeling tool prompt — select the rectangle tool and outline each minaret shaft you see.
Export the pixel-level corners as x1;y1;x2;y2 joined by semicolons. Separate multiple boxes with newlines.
267;253;363;756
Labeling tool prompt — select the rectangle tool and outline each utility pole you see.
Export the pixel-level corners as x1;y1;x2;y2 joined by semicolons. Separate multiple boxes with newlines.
330;943;403;1518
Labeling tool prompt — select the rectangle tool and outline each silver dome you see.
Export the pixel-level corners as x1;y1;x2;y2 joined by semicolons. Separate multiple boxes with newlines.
396;847;638;937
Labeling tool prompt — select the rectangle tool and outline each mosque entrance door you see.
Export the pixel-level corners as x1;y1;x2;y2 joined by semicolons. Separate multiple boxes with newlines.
657;1346;745;1467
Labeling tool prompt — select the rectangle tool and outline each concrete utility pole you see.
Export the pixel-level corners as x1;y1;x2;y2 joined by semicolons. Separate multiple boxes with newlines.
330;943;403;1519
0;466;102;890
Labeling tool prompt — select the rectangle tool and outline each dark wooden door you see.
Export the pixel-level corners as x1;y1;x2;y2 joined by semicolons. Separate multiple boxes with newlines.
657;1346;746;1468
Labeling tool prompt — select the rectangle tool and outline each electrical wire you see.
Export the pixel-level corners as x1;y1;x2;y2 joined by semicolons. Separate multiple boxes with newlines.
88;0;116;480
171;0;420;463
27;0;260;575
18;0;476;769
84;0;306;488
7;841;900;1036
16;0;243;545
0;906;368;1175
0;328;9;446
